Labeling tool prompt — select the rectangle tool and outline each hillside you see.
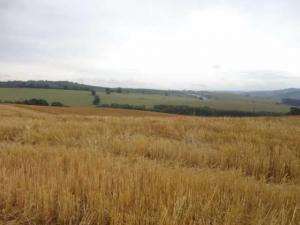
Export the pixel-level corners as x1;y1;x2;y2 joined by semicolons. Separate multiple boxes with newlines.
0;81;292;113
0;80;100;91
243;88;300;100
0;88;93;106
0;87;204;109
0;105;299;225
0;80;177;95
1;80;299;100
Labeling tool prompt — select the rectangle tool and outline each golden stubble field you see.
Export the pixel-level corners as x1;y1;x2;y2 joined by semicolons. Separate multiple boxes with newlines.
0;105;299;225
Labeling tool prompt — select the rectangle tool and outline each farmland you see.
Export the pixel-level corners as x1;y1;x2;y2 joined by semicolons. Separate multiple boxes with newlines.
0;88;201;108
0;87;290;113
0;88;93;106
0;105;299;225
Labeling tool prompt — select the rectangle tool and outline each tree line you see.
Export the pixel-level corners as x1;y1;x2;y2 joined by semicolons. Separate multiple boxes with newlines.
152;105;282;117
0;99;64;107
0;80;93;91
98;103;300;116
0;80;126;94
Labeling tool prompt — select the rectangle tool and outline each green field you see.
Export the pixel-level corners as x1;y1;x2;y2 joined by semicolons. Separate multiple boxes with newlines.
99;92;289;112
196;92;290;113
99;92;202;107
0;88;201;108
0;87;290;113
0;88;93;106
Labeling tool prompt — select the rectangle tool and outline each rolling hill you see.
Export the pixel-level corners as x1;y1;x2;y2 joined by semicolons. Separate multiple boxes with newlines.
0;80;297;113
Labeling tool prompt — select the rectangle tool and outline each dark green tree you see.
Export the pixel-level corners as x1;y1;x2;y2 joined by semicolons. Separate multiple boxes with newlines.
289;107;300;115
24;98;49;106
51;102;64;107
116;87;122;93
93;95;100;105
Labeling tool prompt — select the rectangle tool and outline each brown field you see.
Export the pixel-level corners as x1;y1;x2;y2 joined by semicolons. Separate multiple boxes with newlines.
0;105;299;225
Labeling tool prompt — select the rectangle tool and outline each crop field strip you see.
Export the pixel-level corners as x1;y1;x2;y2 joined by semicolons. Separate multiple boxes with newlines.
0;105;299;225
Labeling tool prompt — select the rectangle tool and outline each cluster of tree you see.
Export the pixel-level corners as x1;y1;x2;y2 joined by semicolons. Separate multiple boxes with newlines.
51;102;64;107
0;98;65;107
104;87;122;94
91;90;100;105
21;98;50;106
288;107;300;115
96;102;300;117
97;103;293;116
152;105;282;117
0;80;95;91
282;98;300;107
98;103;146;111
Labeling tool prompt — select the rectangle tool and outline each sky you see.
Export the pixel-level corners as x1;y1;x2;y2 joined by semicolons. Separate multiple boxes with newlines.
0;0;300;90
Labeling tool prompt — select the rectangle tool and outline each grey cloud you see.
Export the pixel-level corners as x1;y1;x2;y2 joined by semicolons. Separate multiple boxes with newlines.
0;0;300;90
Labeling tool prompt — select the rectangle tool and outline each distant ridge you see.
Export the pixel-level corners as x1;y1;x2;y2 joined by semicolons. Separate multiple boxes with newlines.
0;80;182;95
0;80;102;91
245;88;300;100
0;80;299;100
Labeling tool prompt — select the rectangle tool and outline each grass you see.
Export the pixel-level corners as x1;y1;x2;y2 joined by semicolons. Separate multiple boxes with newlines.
198;98;289;113
98;92;202;107
98;91;289;113
0;88;93;106
0;88;200;108
0;104;299;225
0;87;290;112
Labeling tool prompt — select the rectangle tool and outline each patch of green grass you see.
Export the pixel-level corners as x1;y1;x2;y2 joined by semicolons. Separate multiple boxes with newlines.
0;88;93;106
98;92;202;108
98;91;290;113
199;99;289;113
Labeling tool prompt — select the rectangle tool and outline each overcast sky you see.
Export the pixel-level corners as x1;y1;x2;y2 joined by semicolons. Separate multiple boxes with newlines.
0;0;300;90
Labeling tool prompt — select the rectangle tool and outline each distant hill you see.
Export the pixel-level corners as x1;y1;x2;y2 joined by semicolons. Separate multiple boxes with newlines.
0;80;103;91
0;80;183;96
281;98;300;107
1;80;299;102
244;88;300;100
